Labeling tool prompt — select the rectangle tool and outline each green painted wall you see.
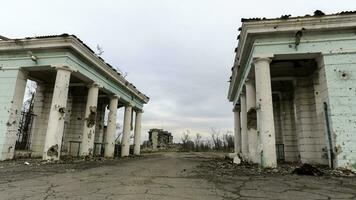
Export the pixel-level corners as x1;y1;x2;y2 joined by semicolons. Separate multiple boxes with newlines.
233;30;356;169
0;50;144;109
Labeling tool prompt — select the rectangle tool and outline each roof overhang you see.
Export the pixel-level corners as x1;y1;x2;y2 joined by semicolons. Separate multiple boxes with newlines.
0;35;149;104
228;13;356;102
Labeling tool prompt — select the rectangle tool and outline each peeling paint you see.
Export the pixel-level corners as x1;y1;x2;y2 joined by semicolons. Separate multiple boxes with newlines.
85;106;96;128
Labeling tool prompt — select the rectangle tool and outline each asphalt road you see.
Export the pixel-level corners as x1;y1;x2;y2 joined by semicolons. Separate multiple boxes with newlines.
0;152;355;200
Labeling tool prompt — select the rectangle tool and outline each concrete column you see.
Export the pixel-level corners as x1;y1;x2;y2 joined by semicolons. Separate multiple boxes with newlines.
254;57;277;168
133;110;143;155
80;83;100;156
121;104;132;157
246;79;258;163
43;66;72;160
0;70;27;160
240;92;249;159
104;96;119;158
233;106;241;154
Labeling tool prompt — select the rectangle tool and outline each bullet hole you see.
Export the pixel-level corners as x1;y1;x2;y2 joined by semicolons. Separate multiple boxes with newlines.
315;91;319;95
269;134;271;137
47;144;59;157
288;44;293;48
340;72;348;80
77;117;82;120
86;106;97;128
58;107;65;114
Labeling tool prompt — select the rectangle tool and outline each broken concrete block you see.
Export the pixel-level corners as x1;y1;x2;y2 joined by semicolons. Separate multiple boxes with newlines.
233;156;241;164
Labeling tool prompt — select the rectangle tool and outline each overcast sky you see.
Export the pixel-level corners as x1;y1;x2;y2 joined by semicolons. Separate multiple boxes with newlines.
2;0;355;142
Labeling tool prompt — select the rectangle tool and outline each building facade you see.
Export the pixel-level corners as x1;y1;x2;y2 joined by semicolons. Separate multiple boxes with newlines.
0;34;149;160
228;12;356;170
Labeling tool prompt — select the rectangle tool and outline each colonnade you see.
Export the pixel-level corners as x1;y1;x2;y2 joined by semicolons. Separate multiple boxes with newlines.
43;66;143;160
233;58;277;168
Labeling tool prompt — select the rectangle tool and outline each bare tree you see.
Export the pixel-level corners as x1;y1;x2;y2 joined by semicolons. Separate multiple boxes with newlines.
115;122;122;144
22;81;37;112
211;128;222;150
222;132;234;152
180;130;194;152
194;133;202;151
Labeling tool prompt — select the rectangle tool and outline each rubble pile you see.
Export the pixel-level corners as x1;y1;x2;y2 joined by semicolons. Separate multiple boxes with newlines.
197;157;356;177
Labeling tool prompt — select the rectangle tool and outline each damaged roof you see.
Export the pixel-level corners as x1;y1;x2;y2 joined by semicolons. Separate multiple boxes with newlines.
0;34;149;103
240;10;356;22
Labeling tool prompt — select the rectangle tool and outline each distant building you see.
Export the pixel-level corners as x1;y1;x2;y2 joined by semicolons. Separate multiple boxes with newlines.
148;129;173;151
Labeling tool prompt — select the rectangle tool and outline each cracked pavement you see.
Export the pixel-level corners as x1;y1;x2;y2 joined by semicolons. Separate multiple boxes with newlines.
0;152;355;200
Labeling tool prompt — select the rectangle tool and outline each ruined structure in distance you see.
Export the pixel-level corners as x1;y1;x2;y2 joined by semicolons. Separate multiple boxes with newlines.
148;129;173;151
228;12;356;170
0;34;149;160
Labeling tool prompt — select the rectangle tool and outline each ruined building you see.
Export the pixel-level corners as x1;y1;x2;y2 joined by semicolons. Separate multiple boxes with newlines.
228;12;356;170
0;34;149;160
148;129;173;151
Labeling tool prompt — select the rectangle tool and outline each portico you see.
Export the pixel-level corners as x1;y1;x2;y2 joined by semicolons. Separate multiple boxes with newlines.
0;34;149;160
228;13;356;170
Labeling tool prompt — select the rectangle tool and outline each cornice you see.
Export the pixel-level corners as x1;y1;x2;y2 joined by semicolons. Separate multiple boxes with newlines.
0;36;149;104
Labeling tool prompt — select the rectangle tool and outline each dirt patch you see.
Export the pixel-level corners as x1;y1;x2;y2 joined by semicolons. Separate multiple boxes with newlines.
0;155;146;184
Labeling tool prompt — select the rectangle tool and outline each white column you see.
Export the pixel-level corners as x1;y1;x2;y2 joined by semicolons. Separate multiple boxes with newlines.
1;70;27;160
80;83;99;156
233;106;241;154
246;79;258;163
133;110;143;155
121;104;132;157
254;57;277;168
240;92;249;159
104;95;119;158
43;66;72;160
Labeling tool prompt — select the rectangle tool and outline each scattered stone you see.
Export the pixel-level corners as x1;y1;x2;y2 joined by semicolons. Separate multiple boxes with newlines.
24;162;30;165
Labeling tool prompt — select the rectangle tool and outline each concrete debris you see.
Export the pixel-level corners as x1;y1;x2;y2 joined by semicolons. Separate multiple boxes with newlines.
200;157;356;177
24;162;30;165
233;156;241;164
292;164;324;176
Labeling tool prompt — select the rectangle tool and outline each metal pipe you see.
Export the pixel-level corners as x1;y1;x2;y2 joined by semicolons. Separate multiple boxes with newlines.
323;102;334;169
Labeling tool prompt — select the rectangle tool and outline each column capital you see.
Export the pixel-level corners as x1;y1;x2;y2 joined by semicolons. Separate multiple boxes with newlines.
245;78;255;84
125;103;133;108
53;65;76;73
233;104;240;112
252;57;272;65
110;95;120;100
88;82;102;88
